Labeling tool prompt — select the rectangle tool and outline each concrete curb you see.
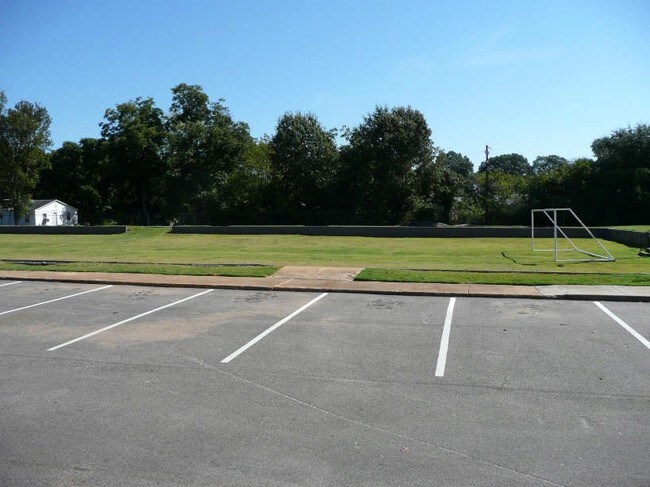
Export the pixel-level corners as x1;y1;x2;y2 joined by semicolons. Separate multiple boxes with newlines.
547;294;650;302
1;270;649;302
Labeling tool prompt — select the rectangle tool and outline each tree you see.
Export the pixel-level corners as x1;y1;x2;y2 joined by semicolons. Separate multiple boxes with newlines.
100;97;166;225
478;153;530;176
220;136;274;223
591;124;650;224
531;154;569;175
440;151;480;223
528;162;569;210
36;138;106;223
443;151;474;178
0;93;52;223
564;158;602;224
413;153;461;223
412;150;479;223
477;152;530;224
166;84;253;223
269;112;339;212
476;170;530;224
169;82;211;124
342;106;435;224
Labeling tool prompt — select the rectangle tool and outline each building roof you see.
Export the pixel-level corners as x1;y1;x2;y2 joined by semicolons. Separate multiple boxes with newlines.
30;199;78;211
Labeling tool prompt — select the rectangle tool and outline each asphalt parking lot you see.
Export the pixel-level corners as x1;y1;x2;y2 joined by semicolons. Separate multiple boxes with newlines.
0;280;648;487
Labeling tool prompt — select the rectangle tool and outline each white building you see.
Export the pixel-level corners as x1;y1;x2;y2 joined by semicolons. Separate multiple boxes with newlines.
1;199;78;226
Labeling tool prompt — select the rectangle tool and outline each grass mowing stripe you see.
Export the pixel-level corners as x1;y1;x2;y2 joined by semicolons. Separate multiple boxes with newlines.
356;268;650;286
0;262;278;278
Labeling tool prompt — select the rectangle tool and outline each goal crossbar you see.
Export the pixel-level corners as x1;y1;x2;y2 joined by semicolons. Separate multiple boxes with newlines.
531;208;615;263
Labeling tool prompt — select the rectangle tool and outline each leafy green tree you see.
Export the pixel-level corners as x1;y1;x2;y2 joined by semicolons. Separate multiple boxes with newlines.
528;155;570;212
0;92;52;223
343;106;435;224
476;170;530;224
528;162;570;210
413;154;461;223
36;138;106;223
166;84;252;223
220;136;274;221
443;150;474;178
100;97;166;225
591;124;650;224
413;150;479;223
169;82;211;124
478;153;530;176
528;157;610;225
269;112;339;212
477;152;530;224
166;84;214;221
564;158;603;224
441;151;480;223
531;154;569;175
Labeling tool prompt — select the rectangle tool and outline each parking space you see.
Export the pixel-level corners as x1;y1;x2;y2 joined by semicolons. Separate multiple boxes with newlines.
0;280;109;318
225;293;450;383
594;301;650;349
602;301;650;328
0;284;201;355
0;280;648;486
52;288;322;369
451;298;649;395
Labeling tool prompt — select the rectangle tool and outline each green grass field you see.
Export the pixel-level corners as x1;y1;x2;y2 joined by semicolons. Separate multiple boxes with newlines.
0;226;648;285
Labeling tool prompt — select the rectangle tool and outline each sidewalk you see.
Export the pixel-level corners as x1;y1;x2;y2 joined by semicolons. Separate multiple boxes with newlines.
0;267;649;302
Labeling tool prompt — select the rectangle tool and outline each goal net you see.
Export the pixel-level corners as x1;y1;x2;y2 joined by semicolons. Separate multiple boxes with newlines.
531;208;615;262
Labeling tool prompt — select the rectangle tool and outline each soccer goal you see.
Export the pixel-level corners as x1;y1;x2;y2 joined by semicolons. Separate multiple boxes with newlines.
531;208;615;262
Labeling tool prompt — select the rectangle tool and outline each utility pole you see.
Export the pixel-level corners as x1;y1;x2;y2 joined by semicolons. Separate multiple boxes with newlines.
484;145;490;225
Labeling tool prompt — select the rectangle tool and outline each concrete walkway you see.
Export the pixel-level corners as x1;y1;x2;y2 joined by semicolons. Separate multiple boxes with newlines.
0;267;649;302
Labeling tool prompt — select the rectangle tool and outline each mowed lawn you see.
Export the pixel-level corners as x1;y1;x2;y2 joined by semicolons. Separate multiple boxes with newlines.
0;226;648;284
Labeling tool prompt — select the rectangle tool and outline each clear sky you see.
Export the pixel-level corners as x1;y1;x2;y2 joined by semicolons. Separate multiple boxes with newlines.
2;0;649;167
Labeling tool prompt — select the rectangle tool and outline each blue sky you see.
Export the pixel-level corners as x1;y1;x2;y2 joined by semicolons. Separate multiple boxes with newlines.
2;0;648;167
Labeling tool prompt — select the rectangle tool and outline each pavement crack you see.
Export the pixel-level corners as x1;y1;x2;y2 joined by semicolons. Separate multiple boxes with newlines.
178;354;568;487
3;351;650;401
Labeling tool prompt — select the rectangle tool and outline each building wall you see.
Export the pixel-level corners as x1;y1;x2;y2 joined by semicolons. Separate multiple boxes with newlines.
1;201;78;226
32;201;78;226
1;210;13;225
2;209;31;225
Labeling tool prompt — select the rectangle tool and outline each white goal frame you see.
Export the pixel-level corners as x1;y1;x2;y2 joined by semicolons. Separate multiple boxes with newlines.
531;208;615;262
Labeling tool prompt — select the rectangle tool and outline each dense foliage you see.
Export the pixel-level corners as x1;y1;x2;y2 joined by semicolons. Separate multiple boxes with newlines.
0;92;52;223
1;87;648;226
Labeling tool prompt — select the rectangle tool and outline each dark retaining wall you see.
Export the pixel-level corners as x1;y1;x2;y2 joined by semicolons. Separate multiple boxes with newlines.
171;225;649;247
599;228;650;248
0;226;127;235
171;225;595;238
2;224;644;247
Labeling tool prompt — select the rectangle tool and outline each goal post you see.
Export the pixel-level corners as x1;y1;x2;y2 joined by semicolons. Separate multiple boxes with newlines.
531;208;615;262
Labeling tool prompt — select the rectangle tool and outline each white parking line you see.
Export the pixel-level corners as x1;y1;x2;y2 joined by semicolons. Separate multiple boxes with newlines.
221;293;328;364
48;288;215;351
594;301;650;350
435;297;456;377
0;285;112;317
0;281;21;288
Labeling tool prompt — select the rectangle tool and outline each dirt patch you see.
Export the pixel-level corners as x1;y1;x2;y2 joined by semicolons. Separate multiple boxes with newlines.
91;310;268;346
272;266;363;281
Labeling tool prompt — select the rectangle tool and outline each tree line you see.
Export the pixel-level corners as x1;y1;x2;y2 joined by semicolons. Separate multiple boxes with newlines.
0;85;648;226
